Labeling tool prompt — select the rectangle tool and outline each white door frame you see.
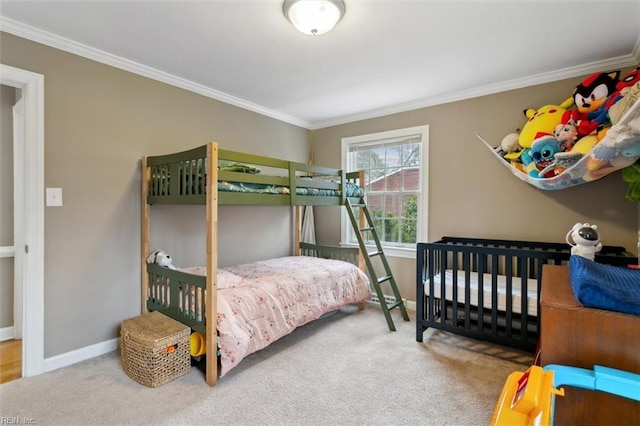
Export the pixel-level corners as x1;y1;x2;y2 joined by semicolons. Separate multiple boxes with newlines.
13;90;25;340
1;64;45;377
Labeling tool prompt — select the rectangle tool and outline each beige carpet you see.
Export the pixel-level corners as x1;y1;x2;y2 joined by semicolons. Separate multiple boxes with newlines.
0;306;533;425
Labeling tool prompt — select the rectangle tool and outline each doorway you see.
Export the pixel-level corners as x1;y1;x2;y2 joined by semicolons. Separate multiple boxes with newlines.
1;85;17;338
0;84;20;383
0;64;45;378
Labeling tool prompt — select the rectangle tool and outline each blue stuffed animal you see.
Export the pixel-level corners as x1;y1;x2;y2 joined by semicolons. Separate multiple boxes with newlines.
523;134;563;178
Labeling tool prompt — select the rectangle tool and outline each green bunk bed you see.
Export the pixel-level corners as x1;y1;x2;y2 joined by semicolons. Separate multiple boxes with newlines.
141;142;375;386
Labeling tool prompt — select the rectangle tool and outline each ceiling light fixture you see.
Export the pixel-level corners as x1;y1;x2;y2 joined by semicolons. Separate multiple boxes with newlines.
283;0;346;36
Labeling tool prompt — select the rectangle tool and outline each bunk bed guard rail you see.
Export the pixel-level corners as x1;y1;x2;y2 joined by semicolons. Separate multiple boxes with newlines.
145;143;363;206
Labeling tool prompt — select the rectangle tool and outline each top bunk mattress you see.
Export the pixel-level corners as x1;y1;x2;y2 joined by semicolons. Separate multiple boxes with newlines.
218;178;364;197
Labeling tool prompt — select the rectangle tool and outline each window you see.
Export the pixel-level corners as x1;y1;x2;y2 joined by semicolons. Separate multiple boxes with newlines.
341;125;428;258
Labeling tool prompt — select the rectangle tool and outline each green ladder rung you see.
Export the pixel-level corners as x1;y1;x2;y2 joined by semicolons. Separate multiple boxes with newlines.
368;250;383;257
386;300;404;310
377;275;392;284
360;227;375;232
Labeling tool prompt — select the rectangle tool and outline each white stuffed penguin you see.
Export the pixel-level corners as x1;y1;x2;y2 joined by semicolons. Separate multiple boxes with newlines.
566;223;602;261
146;249;177;270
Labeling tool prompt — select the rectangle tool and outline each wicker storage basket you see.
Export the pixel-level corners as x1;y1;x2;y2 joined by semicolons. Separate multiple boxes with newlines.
121;311;190;387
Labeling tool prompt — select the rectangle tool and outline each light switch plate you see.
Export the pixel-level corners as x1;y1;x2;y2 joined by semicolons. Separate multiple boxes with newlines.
46;187;63;207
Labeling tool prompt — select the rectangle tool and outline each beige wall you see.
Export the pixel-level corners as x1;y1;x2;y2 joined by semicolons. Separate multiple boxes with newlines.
1;84;15;328
311;71;639;301
0;32;309;357
1;30;637;356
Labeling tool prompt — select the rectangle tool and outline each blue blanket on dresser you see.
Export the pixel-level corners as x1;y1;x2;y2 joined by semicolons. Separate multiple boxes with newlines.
570;255;640;316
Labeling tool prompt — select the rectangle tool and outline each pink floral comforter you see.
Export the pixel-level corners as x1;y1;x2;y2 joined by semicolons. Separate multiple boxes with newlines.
192;256;371;376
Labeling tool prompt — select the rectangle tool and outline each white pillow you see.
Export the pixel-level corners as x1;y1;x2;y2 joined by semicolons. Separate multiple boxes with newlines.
178;267;243;289
217;269;244;289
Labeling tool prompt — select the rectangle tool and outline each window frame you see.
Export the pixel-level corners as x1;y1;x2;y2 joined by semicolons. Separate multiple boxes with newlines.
341;125;429;259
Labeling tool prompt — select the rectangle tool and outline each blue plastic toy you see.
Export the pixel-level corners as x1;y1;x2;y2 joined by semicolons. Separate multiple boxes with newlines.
491;364;640;425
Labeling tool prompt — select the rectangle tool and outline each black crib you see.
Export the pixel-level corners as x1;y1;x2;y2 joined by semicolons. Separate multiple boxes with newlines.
416;237;637;352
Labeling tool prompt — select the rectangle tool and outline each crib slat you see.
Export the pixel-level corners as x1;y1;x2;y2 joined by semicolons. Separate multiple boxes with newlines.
463;252;471;330
491;254;499;336
416;245;425;342
438;252;447;327
504;255;513;339
477;254;485;334
518;255;529;343
451;252;459;328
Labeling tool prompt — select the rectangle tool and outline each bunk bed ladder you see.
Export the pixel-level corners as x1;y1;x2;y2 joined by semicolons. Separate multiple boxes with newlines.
345;198;410;331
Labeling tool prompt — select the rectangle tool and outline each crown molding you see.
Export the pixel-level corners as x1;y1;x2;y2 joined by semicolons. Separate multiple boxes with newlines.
310;50;640;130
0;16;311;129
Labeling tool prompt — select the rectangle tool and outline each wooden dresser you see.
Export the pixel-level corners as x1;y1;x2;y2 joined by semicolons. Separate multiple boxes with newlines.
540;265;640;425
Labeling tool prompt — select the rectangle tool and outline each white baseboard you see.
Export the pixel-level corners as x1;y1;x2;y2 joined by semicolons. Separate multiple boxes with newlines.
43;337;119;373
38;300;417;373
366;298;416;312
0;326;15;341
406;300;416;312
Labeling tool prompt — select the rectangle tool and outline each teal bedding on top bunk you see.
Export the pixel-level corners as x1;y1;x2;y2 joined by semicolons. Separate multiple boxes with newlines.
153;160;364;199
218;161;363;197
219;162;262;174
218;178;364;197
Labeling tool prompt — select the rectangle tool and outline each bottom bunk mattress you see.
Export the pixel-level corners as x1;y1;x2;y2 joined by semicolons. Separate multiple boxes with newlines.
181;256;372;376
428;270;538;316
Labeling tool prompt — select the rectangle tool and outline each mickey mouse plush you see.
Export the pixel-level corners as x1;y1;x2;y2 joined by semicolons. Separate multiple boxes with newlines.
146;249;177;270
566;223;602;261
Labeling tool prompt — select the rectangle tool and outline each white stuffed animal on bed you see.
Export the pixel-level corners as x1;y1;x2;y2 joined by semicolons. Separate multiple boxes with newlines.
566;223;602;261
146;249;177;270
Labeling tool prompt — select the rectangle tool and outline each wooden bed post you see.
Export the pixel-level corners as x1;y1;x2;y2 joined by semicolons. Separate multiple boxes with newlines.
296;152;315;256
294;206;302;256
205;142;219;386
141;156;150;314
